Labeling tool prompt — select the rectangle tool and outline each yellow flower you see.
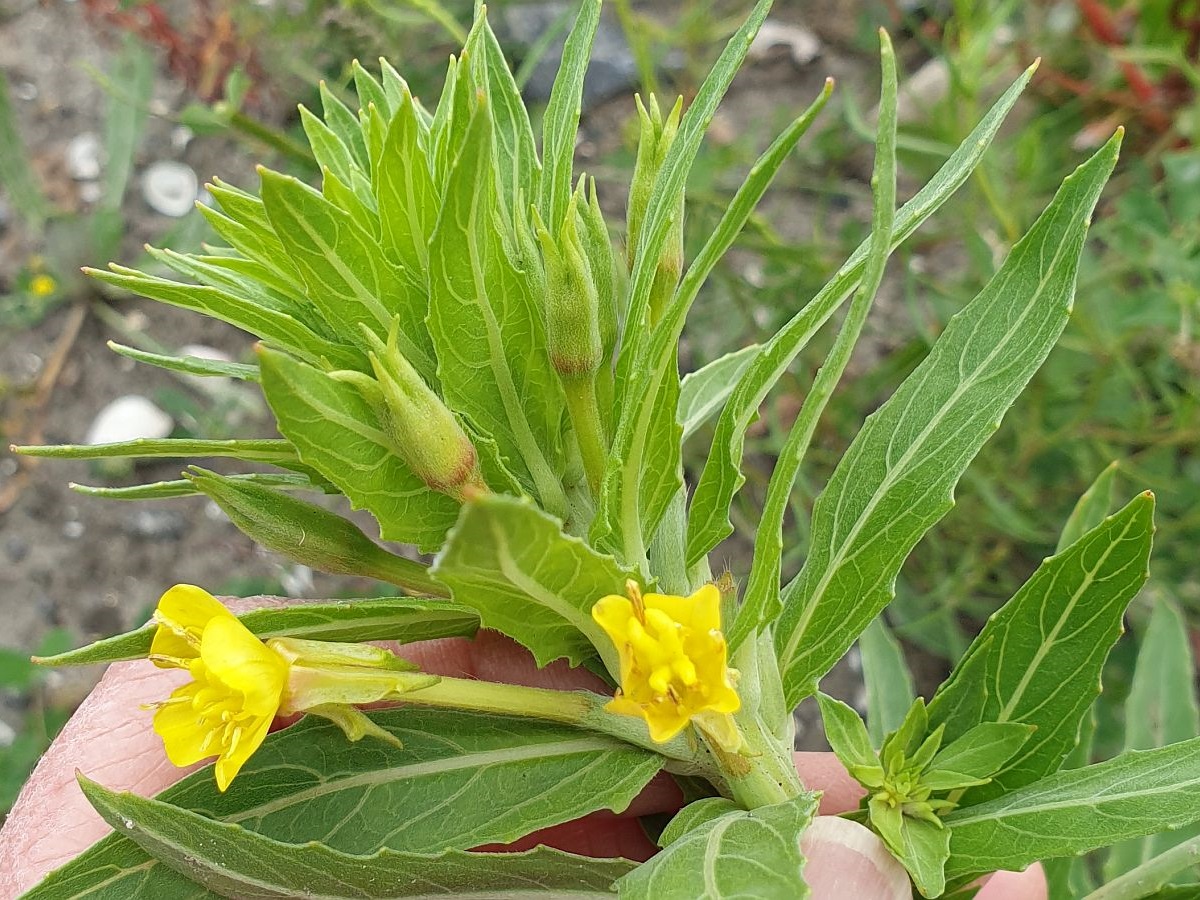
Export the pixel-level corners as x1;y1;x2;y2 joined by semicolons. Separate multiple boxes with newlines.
148;585;437;791
151;587;288;790
29;273;57;298
592;581;740;744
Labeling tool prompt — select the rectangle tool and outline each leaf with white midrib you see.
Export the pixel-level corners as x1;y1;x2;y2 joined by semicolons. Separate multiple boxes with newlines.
83;775;633;899
26;709;662;899
616;793;818;899
773;129;1123;708
945;736;1200;879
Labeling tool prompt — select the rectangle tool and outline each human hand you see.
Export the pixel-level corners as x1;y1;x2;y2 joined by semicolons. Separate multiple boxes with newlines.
0;606;1045;899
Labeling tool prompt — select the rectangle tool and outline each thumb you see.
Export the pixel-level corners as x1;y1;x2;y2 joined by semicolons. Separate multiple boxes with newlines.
800;816;911;899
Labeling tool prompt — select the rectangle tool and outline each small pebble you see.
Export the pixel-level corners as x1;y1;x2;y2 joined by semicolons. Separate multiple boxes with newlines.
122;509;187;541
66;132;103;181
142;160;200;217
63;521;85;539
85;395;174;445
749;20;822;67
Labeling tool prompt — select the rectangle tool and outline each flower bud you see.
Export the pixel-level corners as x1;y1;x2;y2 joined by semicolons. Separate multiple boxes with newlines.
627;95;684;325
535;198;603;379
183;467;442;594
576;176;619;361
361;320;486;500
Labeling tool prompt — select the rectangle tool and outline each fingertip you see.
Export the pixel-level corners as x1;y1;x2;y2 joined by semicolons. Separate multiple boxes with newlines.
800;816;909;899
976;863;1048;900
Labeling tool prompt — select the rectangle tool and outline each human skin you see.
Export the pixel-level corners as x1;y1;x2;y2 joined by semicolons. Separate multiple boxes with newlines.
0;604;1045;899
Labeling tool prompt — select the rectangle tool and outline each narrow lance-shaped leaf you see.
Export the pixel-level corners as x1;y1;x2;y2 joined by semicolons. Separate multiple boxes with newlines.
433;494;633;672
13;437;297;465
538;0;600;231
945;735;1200;880
774;129;1123;708
258;347;460;552
375;87;437;276
927;492;1153;803
79;776;635;899
466;10;540;221
686;62;1040;567
616;793;819;900
1104;595;1200;882
28;710;662;898
107;341;260;382
736;33;896;650
35;596;478;668
70;472;316;503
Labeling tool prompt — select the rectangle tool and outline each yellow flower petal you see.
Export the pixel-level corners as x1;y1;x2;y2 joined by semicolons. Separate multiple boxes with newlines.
200;615;289;716
592;582;740;744
150;585;235;668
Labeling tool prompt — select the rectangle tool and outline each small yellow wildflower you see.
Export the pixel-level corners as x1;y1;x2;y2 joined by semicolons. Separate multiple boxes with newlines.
29;274;57;298
149;585;437;791
592;581;740;745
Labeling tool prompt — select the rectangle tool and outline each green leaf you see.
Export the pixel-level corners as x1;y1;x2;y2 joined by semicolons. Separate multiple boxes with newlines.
79;775;634;899
427;102;566;512
70;472;317;502
106;341;259;381
300;104;365;199
33;710;660;898
201;179;305;291
773;130;1123;707
882;697;929;771
737;35;895;649
678;345;759;442
859;616;916;747
929;493;1154;803
659;798;741;847
258;347;460;552
466;11;540;222
35;596;479;667
432;494;634;671
923;723;1034;791
685;62;1039;568
375;88;437;276
616;793;819;900
13;438;297;465
945;736;1200;879
1057;461;1118;552
1104;596;1200;882
184;467;445;594
538;0;600;231
353;59;392;119
319;80;369;170
259;168;435;380
891;817;950;899
816;693;880;774
87;264;359;370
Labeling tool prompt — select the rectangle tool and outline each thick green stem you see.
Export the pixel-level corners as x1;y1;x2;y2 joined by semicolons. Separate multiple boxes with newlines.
707;716;804;809
563;375;609;498
382;672;699;764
